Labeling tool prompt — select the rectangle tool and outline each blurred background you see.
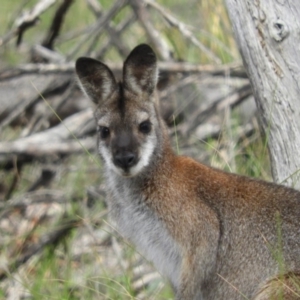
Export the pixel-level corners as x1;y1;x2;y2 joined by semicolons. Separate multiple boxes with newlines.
0;0;270;299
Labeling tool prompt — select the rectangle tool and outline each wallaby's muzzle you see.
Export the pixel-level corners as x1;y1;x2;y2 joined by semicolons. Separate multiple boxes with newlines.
111;130;139;174
113;151;137;170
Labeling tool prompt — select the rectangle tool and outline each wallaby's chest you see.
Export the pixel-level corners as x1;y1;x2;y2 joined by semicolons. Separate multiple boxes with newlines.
107;177;182;288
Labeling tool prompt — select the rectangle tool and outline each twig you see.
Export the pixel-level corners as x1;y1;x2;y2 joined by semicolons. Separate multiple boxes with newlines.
0;137;95;159
181;83;252;135
85;0;102;15
129;0;171;60
0;0;57;46
56;23;97;45
31;45;66;63
66;0;128;59
4;0;32;33
20;82;77;137
0;217;80;281
95;15;135;59
27;168;56;192
159;74;201;99
4;158;23;201
132;272;161;293
0;189;66;212
86;0;130;58
145;0;222;64
0;62;74;79
0;75;70;131
41;0;74;50
0;107;96;161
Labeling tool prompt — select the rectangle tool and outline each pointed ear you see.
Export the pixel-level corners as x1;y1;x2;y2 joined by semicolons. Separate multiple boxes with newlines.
123;44;158;95
75;57;117;104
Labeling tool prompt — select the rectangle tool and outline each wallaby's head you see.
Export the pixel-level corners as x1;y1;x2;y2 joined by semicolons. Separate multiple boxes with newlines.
76;44;165;178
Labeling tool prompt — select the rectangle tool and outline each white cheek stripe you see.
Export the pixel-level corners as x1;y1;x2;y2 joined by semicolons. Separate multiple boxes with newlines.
99;134;157;177
130;135;156;176
99;144;123;176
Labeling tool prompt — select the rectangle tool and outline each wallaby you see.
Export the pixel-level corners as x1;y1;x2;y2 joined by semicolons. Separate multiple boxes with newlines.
76;44;300;300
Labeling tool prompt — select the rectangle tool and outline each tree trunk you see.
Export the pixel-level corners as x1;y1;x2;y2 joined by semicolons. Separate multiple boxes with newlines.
224;0;300;189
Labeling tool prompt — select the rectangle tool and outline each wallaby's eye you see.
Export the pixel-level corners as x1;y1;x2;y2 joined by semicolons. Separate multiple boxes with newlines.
139;120;152;134
99;126;110;139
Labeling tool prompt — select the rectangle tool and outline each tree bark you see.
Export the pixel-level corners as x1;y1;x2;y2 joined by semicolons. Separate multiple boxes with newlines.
224;0;300;188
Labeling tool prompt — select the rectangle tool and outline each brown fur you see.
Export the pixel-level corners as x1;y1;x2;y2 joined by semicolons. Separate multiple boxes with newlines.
76;44;300;300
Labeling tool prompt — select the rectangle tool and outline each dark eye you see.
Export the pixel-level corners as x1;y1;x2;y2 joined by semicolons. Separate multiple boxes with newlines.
139;120;151;134
98;126;110;139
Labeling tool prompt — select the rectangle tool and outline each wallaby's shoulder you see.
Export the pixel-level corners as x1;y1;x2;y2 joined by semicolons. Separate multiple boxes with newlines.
159;153;300;217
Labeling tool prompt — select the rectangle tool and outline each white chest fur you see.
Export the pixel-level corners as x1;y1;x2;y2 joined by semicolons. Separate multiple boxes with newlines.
106;173;182;288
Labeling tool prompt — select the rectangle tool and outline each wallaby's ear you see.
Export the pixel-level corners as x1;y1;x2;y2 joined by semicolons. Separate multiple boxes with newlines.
76;57;117;104
123;44;158;95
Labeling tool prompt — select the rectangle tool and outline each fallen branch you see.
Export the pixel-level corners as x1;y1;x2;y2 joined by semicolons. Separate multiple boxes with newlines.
0;138;95;158
0;61;245;80
0;109;96;162
0;74;71;130
181;83;252;135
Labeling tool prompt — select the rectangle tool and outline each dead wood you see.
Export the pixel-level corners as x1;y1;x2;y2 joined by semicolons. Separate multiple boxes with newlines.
0;73;71;129
0;189;66;214
0;0;57;47
0;61;245;80
0;108;97;167
181;82;252;135
0;189;78;280
27;168;55;192
4;163;23;201
129;0;172;60
66;0;128;59
31;45;66;63
96;15;136;60
0;138;95;159
41;0;74;51
0;216;79;281
86;0;131;59
145;0;224;63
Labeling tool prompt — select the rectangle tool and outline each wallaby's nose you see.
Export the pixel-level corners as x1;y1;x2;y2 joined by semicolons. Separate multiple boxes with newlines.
114;152;136;169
